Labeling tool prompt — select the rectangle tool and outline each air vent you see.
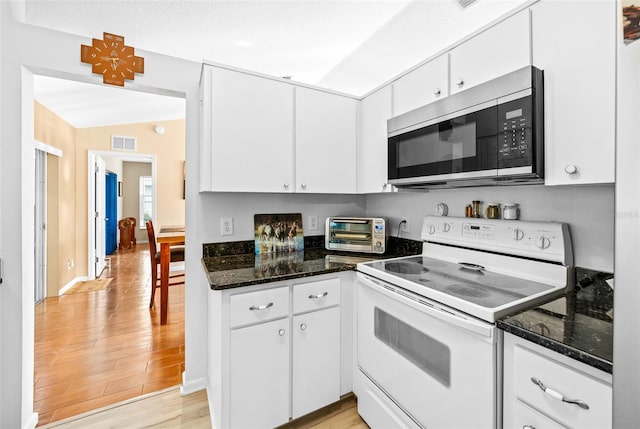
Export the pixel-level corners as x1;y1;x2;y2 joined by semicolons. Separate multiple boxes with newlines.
456;0;477;7
111;135;137;151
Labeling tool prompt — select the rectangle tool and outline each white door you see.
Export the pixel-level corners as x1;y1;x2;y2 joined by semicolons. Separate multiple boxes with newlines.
94;156;107;277
229;317;290;428
34;149;47;303
292;306;341;418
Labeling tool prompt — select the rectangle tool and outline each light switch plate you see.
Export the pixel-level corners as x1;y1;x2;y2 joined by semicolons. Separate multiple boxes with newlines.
221;217;234;236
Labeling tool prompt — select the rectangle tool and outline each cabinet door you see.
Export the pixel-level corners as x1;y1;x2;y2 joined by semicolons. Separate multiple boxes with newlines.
393;54;449;116
450;9;531;95
512;400;564;429
358;85;394;194
292;306;341;419
295;87;357;193
531;1;615;185
229;318;290;428
205;66;295;192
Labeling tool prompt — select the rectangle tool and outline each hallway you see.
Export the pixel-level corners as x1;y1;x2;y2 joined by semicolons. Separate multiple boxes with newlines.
33;244;185;426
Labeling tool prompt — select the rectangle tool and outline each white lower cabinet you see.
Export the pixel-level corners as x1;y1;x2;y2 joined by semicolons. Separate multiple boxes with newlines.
292;306;341;418
503;332;612;429
210;274;349;429
229;317;290;429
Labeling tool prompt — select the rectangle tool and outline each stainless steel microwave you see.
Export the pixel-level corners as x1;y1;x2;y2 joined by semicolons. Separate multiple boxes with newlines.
325;217;386;254
387;66;544;189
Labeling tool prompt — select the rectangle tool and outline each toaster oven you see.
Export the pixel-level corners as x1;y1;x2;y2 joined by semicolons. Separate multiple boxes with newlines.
325;217;387;254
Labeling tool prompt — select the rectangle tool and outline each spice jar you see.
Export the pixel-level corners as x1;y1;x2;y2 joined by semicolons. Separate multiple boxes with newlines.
465;205;473;218
486;203;500;219
503;203;519;220
471;200;482;218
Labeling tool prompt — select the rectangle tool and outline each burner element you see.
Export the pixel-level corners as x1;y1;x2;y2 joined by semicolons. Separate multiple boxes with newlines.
445;284;492;299
384;261;429;275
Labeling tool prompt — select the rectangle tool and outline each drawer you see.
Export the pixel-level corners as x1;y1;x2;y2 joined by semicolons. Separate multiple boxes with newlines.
512;400;563;429
513;344;612;429
229;286;289;328
293;278;340;314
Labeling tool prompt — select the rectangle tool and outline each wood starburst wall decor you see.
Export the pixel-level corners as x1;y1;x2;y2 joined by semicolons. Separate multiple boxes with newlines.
81;32;144;86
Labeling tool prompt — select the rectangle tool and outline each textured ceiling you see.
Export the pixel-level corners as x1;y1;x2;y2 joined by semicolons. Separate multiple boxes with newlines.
24;0;528;128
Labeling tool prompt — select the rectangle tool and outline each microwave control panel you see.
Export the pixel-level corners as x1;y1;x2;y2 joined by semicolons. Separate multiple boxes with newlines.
498;95;534;168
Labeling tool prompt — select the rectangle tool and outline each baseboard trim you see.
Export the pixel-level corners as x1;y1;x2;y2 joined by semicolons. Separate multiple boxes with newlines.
58;276;89;296
180;372;208;395
24;411;39;429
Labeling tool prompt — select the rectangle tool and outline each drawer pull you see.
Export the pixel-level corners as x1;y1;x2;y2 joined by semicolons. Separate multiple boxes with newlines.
249;302;274;311
530;377;590;410
308;292;328;300
523;426;536;429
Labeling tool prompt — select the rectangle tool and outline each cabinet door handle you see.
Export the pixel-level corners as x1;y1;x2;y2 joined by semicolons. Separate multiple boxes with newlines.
300;183;307;190
308;292;328;300
433;88;441;95
249;302;274;311
523;426;536;429
278;329;286;336
456;77;464;86
564;164;578;175
283;182;290;190
300;323;307;331
530;377;590;410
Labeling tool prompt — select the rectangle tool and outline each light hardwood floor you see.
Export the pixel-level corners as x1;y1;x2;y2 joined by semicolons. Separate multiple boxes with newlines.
39;387;368;429
34;244;185;426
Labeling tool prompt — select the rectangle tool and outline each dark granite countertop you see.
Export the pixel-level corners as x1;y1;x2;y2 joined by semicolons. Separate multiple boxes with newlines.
202;236;421;290
498;267;614;373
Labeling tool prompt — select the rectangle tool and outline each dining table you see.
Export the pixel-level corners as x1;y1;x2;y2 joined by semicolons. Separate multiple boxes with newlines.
157;225;185;325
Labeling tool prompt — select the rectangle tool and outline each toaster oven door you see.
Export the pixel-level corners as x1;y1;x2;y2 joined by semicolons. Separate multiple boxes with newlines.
327;218;376;253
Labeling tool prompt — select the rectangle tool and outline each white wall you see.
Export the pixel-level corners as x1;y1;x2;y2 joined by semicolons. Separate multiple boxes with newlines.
614;0;640;424
199;193;366;242
366;184;614;272
0;9;203;427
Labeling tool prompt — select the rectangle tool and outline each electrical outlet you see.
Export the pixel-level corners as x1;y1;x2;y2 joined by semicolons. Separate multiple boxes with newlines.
221;217;234;236
308;215;319;231
400;218;409;233
67;259;74;270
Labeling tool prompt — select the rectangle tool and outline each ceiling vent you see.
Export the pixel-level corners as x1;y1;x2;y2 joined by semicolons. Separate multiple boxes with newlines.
111;135;137;151
456;0;477;8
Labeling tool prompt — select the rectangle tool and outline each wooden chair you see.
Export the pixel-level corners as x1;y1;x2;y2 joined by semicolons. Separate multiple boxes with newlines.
118;218;135;250
126;216;137;245
146;220;185;308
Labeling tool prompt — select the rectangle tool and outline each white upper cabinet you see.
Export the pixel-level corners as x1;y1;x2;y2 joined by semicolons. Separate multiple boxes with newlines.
358;85;394;194
392;54;449;116
201;66;294;192
449;9;531;95
531;0;615;185
295;87;358;193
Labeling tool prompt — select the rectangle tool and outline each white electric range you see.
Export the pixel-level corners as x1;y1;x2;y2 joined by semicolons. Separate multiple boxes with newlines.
356;215;573;429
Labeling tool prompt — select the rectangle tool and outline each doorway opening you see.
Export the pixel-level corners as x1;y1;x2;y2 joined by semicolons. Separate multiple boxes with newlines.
32;73;186;426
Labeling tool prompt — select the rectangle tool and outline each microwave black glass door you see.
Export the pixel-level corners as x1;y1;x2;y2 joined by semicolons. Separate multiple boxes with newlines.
388;106;498;181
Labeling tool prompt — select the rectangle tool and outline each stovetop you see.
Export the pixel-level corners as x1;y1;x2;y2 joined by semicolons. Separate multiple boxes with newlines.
357;216;573;323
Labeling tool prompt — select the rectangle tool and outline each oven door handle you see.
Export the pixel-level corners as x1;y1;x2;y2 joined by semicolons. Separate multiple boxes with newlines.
357;273;494;339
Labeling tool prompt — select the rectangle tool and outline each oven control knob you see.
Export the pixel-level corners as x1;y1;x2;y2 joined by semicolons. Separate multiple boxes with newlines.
427;225;436;235
375;241;382;248
511;228;525;241
441;223;451;233
536;236;551;249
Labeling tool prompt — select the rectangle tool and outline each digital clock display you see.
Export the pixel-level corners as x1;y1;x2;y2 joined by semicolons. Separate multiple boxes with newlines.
505;108;523;120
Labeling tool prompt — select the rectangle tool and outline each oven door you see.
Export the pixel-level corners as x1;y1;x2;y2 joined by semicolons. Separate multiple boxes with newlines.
357;272;499;429
387;102;498;186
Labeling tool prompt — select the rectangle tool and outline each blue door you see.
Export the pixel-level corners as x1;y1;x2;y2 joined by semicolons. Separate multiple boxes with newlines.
105;172;118;255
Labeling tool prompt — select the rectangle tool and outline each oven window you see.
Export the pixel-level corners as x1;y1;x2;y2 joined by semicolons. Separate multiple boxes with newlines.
374;307;450;387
